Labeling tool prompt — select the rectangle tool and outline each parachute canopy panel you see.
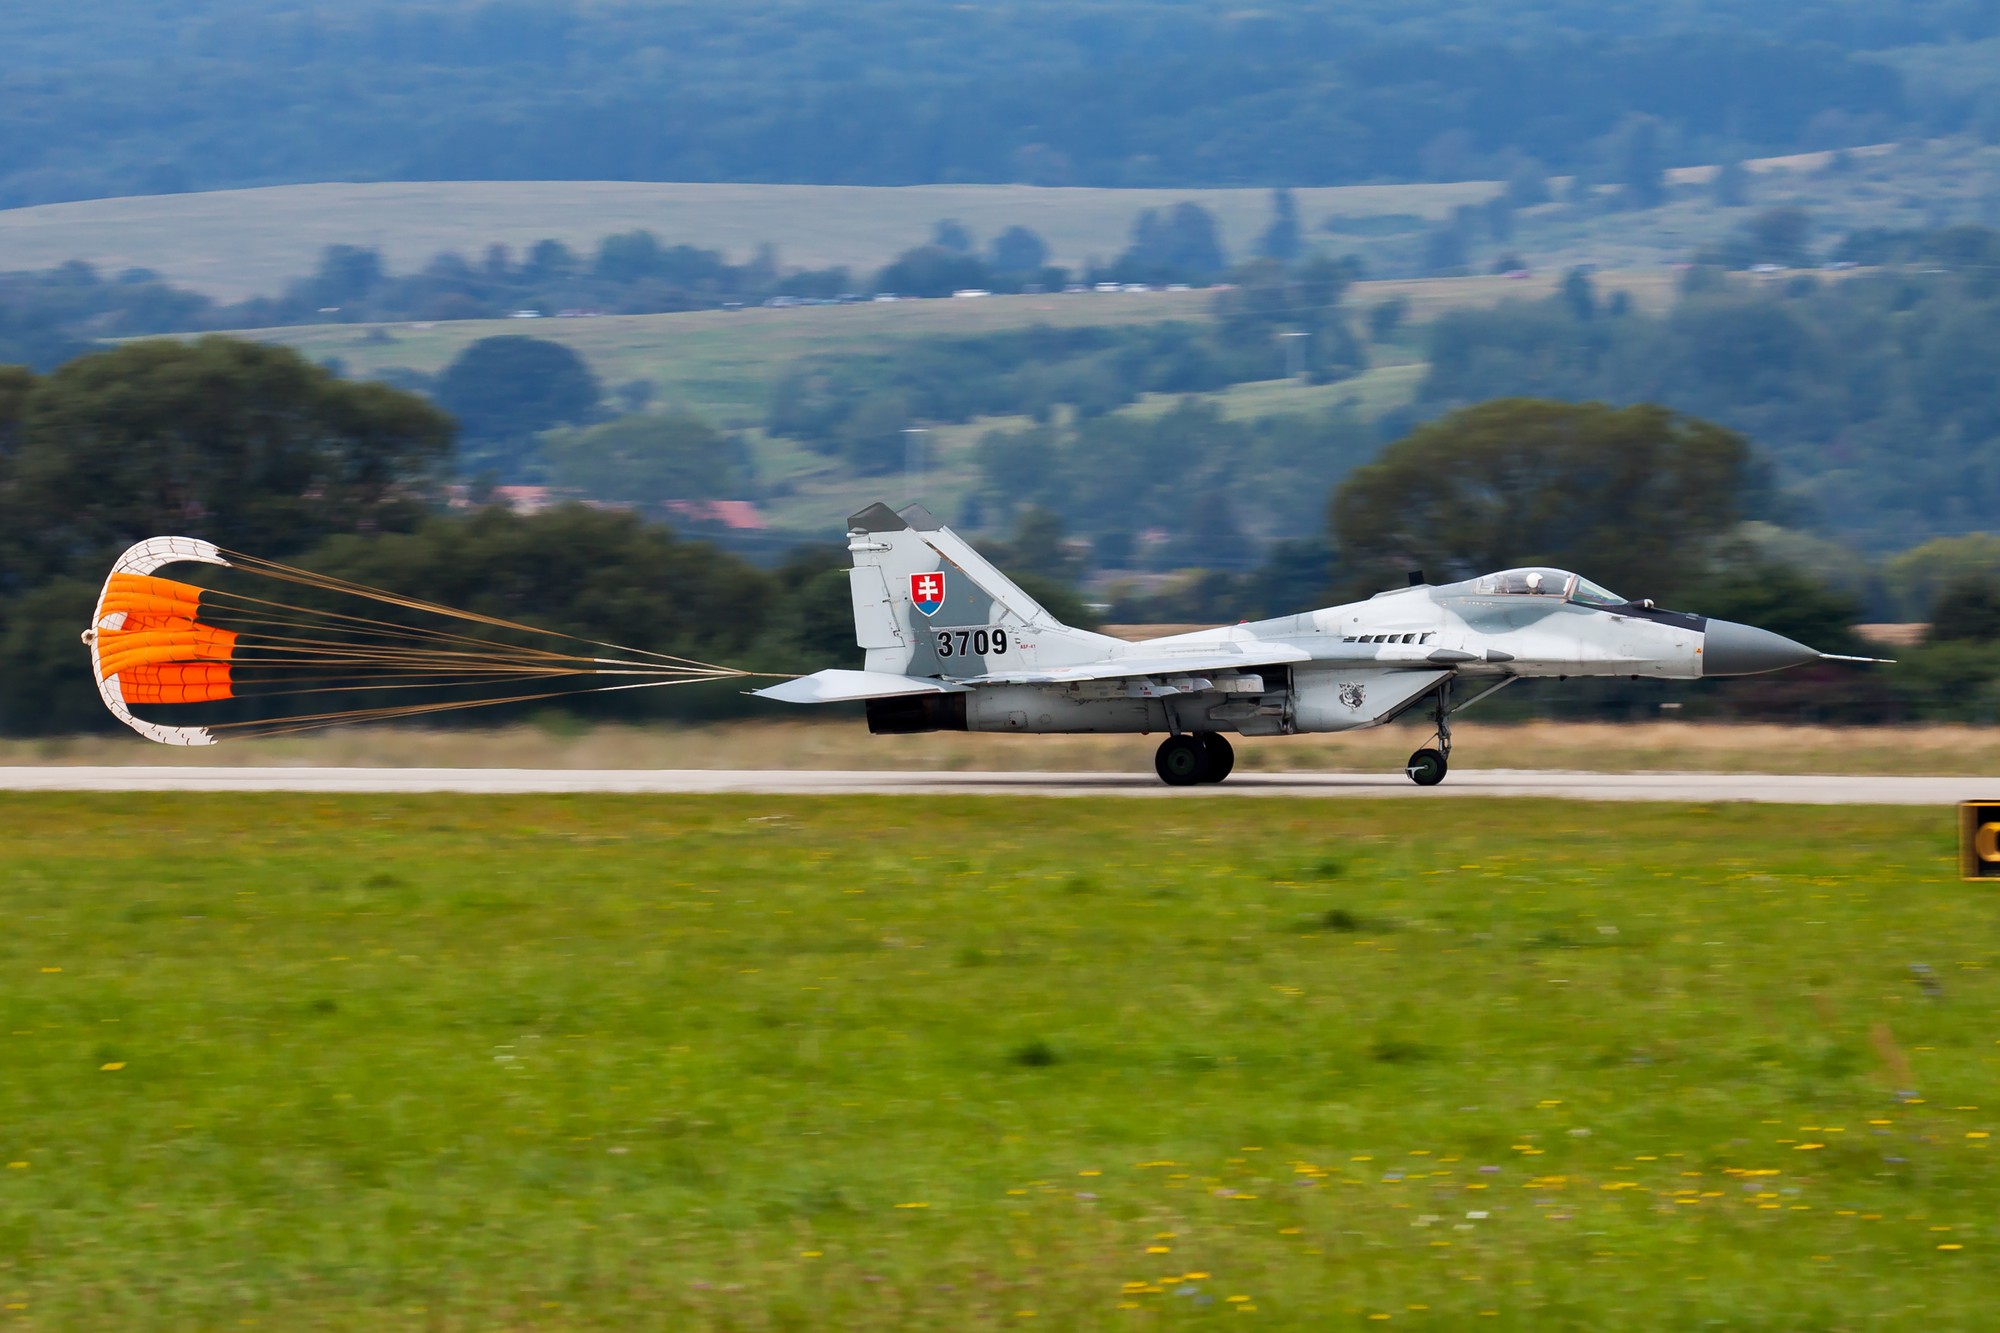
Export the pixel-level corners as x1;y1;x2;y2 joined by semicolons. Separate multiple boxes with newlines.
83;536;766;746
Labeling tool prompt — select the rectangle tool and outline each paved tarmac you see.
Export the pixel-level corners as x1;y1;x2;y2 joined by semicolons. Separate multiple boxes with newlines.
0;766;1986;803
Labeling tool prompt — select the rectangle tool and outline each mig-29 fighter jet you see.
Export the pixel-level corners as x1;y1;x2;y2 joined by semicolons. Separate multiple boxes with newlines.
754;503;1881;786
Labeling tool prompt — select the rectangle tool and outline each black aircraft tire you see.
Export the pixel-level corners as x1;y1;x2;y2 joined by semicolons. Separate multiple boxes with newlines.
1155;735;1211;786
1406;747;1448;786
1198;733;1236;783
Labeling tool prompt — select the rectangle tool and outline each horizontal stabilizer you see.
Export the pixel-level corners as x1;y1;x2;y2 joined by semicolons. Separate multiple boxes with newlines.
752;669;973;705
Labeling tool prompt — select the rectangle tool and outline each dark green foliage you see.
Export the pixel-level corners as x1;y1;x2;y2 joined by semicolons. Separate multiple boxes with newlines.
766;317;1325;469
1927;574;2000;643
930;219;974;254
1367;296;1409;342
0;576;105;735
1331;399;1749;599
0;263;211;369
1685;561;1864;653
434;336;600;477
1610;114;1668;209
987;226;1050;276
543;412;750;507
1697;206;1817;268
871;245;991;298
1255;188;1302;264
1109;203;1227;283
0;337;451;591
225;235;855;327
983;400;1373;573
1418;228;2000;547
1213;256;1368;384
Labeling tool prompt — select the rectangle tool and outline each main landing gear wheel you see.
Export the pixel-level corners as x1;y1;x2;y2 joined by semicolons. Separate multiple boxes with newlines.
1406;747;1448;786
1155;734;1211;786
1404;677;1455;786
1198;733;1235;783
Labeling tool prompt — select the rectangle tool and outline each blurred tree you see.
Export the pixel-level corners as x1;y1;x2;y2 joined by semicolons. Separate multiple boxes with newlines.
988;225;1050;275
1612;114;1668;209
931;218;975;254
1713;158;1752;206
434;335;601;476
1117;203;1226;281
522;239;579;284
1927;573;2000;642
872;245;990;297
1367;296;1409;342
1;337;451;591
1885;534;2000;620
593;230;669;282
1255;188;1302;263
304;244;386;312
1330;399;1750;599
543;411;745;506
1421;219;1469;277
1561;266;1597;320
1505;158;1551;207
1686;560;1862;650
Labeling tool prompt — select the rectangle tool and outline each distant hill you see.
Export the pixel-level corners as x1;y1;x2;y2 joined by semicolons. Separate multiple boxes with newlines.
0;0;1975;208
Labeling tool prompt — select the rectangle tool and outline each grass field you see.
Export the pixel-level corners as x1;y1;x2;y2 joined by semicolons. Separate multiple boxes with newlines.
238;268;1670;432
243;289;1218;430
2;794;1994;1329
0;181;1503;303
4;719;1996;777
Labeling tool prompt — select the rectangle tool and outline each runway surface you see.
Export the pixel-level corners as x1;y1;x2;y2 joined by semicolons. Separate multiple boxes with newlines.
0;766;1986;803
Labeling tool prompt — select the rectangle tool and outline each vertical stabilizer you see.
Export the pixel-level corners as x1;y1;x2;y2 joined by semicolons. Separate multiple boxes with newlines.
844;502;1122;676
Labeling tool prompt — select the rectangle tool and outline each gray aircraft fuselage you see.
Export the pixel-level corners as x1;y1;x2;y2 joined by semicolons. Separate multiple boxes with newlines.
755;503;1869;782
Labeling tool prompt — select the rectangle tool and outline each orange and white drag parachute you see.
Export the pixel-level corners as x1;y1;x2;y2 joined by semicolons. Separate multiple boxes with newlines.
83;536;761;746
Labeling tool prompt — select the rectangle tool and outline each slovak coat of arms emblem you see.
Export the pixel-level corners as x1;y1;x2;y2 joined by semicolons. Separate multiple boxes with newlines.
910;571;947;617
1337;681;1366;710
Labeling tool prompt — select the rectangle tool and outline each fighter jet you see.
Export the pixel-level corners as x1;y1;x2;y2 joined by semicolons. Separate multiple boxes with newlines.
754;503;1884;785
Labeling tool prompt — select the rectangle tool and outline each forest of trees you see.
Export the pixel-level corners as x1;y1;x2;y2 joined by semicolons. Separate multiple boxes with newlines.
1414;225;2000;549
0;338;853;735
4;0;1990;207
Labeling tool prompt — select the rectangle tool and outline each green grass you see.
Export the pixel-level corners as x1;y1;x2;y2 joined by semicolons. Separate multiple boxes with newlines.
2;795;1995;1329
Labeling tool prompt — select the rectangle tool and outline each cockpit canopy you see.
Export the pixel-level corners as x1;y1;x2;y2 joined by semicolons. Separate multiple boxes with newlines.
1467;567;1625;607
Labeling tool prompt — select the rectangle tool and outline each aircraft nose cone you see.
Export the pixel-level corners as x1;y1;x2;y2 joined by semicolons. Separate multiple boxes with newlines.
1702;619;1820;676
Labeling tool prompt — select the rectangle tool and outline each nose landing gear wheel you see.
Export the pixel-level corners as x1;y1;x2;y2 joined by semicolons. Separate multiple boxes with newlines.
1198;733;1235;783
1154;735;1211;786
1406;747;1448;786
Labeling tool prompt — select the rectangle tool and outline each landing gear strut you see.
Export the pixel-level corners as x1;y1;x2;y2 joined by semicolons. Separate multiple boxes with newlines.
1405;680;1452;787
1155;733;1235;786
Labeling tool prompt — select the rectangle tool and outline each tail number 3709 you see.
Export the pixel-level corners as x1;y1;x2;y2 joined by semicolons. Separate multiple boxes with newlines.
935;628;1008;657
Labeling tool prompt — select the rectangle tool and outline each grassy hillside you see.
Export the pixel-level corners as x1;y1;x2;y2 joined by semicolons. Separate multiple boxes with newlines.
244;272;1677;428
2;142;1991;307
1;793;1990;1328
0;180;1499;302
232;271;1677;535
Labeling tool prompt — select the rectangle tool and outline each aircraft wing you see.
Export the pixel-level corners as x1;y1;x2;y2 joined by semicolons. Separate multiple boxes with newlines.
962;641;1315;686
751;669;973;704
